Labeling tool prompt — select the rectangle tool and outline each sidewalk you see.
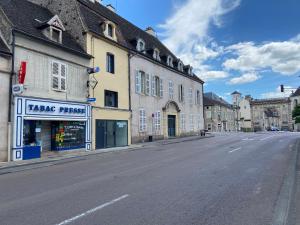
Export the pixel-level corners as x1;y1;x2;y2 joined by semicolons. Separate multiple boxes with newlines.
0;134;214;173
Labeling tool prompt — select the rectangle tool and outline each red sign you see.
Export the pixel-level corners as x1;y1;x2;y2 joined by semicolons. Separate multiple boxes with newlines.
18;61;27;84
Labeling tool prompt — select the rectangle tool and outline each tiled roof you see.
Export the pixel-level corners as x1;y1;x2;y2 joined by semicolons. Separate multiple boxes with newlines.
291;88;300;97
251;98;290;105
77;0;204;83
0;0;89;57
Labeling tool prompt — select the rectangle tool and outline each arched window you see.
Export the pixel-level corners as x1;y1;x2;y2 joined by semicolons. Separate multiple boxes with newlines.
178;61;184;72
153;48;160;61
137;39;145;52
103;21;117;41
167;56;173;67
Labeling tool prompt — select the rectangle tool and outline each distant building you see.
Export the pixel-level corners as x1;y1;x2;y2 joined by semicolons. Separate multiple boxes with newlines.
290;88;300;131
204;93;235;132
251;98;292;131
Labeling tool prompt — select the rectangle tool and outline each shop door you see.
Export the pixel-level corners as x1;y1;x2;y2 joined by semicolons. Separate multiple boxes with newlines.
96;120;128;149
96;120;106;149
168;115;176;137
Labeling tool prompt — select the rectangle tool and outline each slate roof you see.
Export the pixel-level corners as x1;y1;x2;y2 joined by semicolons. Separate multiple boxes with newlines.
0;37;10;55
231;91;241;95
0;0;89;57
203;95;232;109
77;0;204;83
291;88;300;97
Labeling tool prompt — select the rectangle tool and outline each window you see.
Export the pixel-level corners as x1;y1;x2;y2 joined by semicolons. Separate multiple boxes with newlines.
169;81;174;100
151;76;163;97
50;27;62;43
107;24;113;37
135;70;150;95
189;114;194;131
206;111;212;119
153;49;161;61
106;53;115;74
167;56;173;67
154;111;161;132
189;88;193;106
105;90;118;108
188;66;193;75
51;61;67;91
137;39;145;52
196;90;201;105
180;113;186;132
178;61;184;72
178;84;185;102
197;114;202;129
139;108;146;132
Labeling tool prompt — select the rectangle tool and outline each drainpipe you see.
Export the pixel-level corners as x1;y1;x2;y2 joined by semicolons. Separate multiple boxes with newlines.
7;30;15;162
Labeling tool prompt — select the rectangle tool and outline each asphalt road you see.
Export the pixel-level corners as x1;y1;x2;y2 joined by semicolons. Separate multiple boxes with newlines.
0;132;299;225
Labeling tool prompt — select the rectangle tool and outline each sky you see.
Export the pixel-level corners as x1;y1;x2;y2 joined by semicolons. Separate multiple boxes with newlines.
102;0;300;102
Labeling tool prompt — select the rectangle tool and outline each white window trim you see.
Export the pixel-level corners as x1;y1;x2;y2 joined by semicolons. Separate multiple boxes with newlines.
154;111;161;133
180;113;186;132
104;22;117;41
137;39;146;52
167;56;173;67
51;60;67;92
153;49;161;61
50;26;62;43
139;108;147;132
169;81;174;100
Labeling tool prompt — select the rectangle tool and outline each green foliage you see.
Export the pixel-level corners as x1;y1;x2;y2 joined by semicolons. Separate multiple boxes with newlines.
296;117;300;124
292;105;300;119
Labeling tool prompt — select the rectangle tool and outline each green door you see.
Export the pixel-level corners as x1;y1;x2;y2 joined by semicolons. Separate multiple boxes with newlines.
168;115;176;137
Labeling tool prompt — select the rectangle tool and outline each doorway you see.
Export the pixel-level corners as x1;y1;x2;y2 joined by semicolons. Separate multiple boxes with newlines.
96;120;128;149
168;115;176;137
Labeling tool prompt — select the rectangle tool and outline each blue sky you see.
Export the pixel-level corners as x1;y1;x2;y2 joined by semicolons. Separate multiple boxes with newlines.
102;0;300;102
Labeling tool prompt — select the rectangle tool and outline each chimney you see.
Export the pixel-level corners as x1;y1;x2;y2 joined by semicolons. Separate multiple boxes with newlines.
107;4;115;12
145;27;156;37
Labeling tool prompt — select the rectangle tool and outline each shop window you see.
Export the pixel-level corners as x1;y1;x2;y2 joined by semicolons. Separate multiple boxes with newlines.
51;61;67;92
105;90;118;108
106;53;115;74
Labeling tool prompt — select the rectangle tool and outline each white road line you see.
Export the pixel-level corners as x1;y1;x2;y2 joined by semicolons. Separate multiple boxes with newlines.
229;147;242;153
55;194;129;225
260;136;273;141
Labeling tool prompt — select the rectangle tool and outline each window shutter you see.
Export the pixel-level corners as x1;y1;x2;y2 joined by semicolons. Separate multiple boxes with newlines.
145;73;150;95
60;64;67;91
151;75;155;96
135;70;141;94
178;85;181;102
182;86;185;102
52;62;59;90
159;79;163;98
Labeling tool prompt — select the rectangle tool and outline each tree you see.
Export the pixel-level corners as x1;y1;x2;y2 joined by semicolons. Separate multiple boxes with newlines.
292;105;300;124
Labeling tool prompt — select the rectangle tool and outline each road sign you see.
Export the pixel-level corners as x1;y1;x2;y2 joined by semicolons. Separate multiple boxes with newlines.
87;98;96;103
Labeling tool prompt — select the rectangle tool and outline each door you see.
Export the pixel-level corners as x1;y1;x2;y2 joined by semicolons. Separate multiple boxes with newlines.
168;115;176;137
96;120;106;149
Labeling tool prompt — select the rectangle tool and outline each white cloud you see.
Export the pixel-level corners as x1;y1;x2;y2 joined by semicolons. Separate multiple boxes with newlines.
199;70;229;81
228;72;261;85
223;38;300;75
261;86;295;99
159;0;240;80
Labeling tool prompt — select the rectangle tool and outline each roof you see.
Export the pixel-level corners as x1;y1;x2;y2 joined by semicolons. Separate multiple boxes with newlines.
77;0;204;83
0;0;89;57
251;98;290;105
291;88;300;97
231;91;241;95
0;37;10;55
203;94;233;109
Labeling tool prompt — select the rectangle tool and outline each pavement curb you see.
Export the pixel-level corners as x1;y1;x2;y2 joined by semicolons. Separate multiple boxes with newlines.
272;139;300;225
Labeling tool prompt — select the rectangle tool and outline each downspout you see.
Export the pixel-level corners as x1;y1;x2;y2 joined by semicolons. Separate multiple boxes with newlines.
128;52;132;145
7;30;15;162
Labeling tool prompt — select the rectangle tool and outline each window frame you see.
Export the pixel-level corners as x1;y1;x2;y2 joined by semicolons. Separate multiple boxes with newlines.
139;108;147;132
50;26;62;43
104;90;118;108
51;60;67;92
106;53;115;74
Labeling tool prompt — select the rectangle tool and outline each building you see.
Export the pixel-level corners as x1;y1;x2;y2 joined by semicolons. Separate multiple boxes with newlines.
31;0;132;149
32;0;205;144
0;36;11;162
204;93;235;132
0;0;92;161
251;98;292;131
128;30;204;142
238;95;252;132
289;88;300;131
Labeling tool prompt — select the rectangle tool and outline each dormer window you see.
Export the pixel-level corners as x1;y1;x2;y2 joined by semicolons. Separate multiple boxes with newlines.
104;21;117;41
178;61;184;72
188;66;193;75
137;39;145;52
153;48;160;61
50;26;62;43
167;56;173;67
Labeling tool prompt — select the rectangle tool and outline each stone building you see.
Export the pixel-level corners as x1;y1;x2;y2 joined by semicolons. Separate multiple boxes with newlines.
238;95;252;132
31;0;205;144
204;93;235;132
0;37;11;162
251;98;292;131
0;0;92;161
290;88;300;131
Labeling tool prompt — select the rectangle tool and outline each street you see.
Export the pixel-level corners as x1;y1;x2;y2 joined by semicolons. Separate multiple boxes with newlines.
0;132;299;225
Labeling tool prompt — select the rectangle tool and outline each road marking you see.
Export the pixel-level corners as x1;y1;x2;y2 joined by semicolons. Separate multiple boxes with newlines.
229;147;242;153
260;136;273;141
55;194;129;225
242;138;255;141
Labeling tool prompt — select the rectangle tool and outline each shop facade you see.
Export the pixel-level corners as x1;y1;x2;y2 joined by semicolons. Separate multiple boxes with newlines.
13;97;91;161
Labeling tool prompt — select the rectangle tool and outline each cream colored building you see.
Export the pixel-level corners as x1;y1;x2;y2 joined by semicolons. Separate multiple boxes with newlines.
290;88;300;131
238;96;252;132
0;38;11;162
